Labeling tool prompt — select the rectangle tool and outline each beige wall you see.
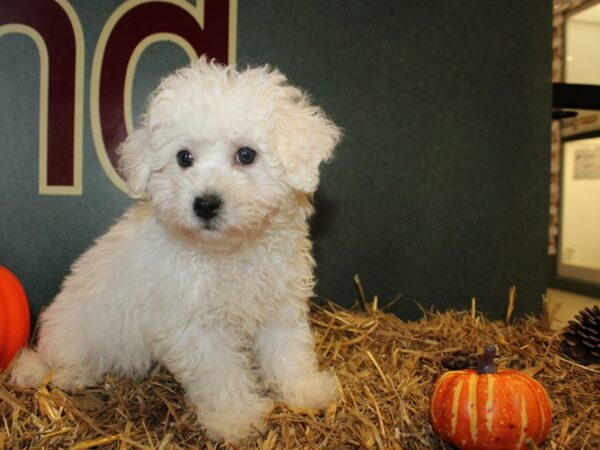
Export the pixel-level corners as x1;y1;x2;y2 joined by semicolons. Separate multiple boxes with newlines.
561;138;600;272
565;16;600;84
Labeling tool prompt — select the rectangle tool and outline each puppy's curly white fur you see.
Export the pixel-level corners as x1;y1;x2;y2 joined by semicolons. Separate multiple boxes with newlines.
11;59;341;443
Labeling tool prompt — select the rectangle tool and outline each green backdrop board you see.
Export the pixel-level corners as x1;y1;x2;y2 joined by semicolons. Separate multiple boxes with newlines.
0;1;551;323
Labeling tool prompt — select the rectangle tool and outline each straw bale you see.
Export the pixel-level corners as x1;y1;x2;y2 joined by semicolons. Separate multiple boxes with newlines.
1;298;599;449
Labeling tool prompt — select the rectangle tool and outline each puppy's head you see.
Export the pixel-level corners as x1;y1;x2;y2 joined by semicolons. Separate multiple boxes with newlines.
118;58;341;239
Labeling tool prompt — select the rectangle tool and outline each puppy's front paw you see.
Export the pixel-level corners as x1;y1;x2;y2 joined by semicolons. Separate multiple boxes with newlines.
281;370;338;410
199;396;273;443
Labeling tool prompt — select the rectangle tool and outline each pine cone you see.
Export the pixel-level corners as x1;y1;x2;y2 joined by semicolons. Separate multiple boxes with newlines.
560;305;600;365
441;350;479;370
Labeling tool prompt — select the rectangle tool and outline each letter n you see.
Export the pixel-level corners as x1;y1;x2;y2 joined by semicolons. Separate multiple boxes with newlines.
0;0;84;195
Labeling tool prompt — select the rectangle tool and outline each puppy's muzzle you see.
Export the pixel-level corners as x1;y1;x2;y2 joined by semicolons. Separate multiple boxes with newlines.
193;194;222;222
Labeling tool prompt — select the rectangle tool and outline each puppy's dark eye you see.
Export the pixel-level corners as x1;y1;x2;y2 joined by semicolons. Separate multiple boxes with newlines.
177;150;194;168
236;147;257;165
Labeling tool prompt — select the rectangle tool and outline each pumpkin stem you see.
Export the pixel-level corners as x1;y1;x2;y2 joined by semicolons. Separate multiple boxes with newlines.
477;344;498;374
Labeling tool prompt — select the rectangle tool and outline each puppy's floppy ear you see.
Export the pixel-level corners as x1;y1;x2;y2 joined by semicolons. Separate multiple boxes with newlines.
274;85;341;193
118;127;152;198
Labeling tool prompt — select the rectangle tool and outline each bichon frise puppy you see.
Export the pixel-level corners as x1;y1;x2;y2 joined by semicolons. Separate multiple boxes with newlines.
11;58;341;443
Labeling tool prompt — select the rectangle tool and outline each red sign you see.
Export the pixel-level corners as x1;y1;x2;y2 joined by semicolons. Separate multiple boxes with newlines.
0;0;236;195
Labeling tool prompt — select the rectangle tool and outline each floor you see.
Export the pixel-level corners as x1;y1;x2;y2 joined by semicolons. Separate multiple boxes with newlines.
546;288;600;330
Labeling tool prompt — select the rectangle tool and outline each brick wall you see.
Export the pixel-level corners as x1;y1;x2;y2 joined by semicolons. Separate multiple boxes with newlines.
549;0;597;255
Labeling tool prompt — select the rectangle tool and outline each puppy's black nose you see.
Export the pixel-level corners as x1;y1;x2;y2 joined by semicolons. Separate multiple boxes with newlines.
193;195;222;221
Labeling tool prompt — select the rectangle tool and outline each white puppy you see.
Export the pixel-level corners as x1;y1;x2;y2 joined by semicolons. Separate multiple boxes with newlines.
11;59;341;442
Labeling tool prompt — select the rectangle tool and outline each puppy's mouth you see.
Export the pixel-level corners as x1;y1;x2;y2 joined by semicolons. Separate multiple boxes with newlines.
187;193;272;239
202;218;220;232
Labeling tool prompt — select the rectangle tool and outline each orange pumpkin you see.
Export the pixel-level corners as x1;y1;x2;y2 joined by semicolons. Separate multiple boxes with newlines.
430;345;551;450
0;266;31;371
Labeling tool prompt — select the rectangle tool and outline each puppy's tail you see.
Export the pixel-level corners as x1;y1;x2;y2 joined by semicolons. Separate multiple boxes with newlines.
9;348;51;387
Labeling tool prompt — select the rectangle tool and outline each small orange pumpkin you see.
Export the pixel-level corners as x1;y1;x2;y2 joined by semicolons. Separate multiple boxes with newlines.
0;266;31;371
430;345;551;450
